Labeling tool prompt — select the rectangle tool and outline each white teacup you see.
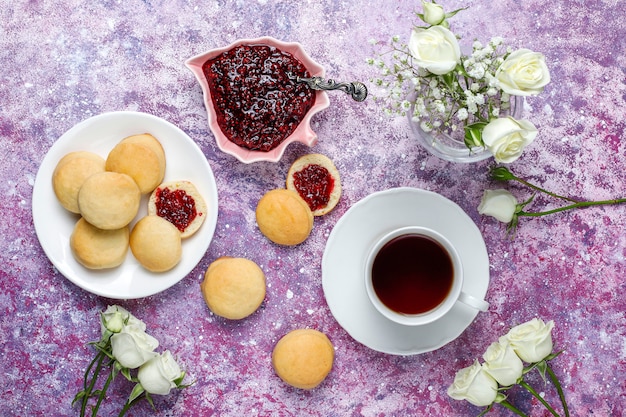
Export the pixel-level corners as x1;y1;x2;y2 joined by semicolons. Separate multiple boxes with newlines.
365;226;489;326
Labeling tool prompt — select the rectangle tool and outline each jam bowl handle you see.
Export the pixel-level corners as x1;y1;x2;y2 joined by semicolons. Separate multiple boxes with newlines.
288;73;368;102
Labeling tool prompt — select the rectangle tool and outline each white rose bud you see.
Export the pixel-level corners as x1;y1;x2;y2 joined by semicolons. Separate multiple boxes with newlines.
447;360;498;407
501;318;555;363
482;116;538;163
100;305;147;336
422;1;446;25
482;341;524;386
111;324;159;369
138;351;184;395
100;305;129;334
408;25;460;75
478;189;518;223
496;48;551;96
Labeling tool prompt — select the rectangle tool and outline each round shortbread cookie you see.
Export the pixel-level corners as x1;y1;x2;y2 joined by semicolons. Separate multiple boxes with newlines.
52;151;106;213
255;189;313;246
105;141;165;194
286;153;342;216
272;329;335;390
120;133;166;170
77;171;141;230
148;180;207;238
129;215;182;272
201;257;266;320
70;217;129;269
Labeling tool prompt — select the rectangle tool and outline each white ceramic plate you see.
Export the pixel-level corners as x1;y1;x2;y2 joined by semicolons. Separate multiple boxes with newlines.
322;187;489;355
32;111;219;299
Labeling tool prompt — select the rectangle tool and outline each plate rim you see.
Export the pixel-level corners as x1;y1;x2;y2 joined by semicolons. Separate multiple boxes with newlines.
32;111;219;299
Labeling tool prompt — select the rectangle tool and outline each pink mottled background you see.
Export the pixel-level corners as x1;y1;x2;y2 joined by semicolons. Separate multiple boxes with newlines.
1;0;625;416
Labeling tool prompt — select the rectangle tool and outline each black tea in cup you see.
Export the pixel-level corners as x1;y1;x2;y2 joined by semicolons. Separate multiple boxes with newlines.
371;233;454;315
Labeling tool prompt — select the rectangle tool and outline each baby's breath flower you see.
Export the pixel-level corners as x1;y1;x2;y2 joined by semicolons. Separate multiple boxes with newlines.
491;36;503;46
464;58;476;68
467;65;485;79
367;1;547;157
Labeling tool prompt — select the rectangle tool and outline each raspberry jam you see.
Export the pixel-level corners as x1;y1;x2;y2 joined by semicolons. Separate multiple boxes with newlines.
293;164;334;212
202;44;316;152
155;187;198;232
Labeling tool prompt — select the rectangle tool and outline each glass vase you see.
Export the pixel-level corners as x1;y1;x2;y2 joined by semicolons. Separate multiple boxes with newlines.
407;94;524;163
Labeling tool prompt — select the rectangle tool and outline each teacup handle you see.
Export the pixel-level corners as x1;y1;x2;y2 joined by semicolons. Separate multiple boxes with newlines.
458;292;489;312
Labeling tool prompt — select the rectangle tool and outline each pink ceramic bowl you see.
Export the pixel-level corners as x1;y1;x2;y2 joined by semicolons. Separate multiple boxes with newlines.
185;37;330;163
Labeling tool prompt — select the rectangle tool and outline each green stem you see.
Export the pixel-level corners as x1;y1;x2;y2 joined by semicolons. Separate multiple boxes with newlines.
519;198;626;217
91;366;115;417
117;396;142;417
498;400;530;417
519;380;560;417
80;351;107;417
546;364;570;417
512;177;579;203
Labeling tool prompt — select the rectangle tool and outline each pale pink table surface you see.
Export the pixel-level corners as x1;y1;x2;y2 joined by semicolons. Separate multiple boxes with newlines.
1;1;625;416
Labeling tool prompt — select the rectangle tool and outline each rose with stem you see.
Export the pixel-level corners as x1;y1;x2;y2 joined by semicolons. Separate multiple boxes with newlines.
449;318;570;416
479;166;626;233
73;306;189;417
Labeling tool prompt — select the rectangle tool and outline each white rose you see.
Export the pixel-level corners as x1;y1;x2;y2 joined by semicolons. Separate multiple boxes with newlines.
447;360;498;407
482;341;524;386
408;25;460;75
422;1;446;25
482;116;538;163
138;351;184;395
495;48;550;96
501;318;555;363
111;324;159;369
100;305;145;335
478;189;518;223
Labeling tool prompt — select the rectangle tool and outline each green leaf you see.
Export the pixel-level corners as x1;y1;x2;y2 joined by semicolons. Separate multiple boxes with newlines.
477;403;494;417
544;350;565;362
536;360;548;382
494;393;508;403
464;122;487;148
145;392;156;410
445;7;469;19
120;366;132;382
72;391;86;406
490;166;516;182
127;383;145;404
173;371;187;387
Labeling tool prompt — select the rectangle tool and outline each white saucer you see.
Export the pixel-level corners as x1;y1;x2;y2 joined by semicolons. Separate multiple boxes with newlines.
321;187;489;355
32;111;219;299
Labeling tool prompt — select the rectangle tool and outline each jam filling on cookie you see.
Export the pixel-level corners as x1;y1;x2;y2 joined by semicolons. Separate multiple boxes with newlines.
154;186;198;232
292;163;334;212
